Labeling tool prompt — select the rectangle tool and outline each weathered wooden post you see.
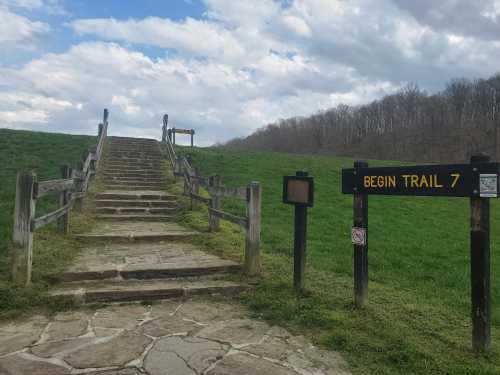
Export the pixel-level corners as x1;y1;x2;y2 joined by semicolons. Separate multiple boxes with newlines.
245;182;262;276
73;162;84;210
191;168;200;210
58;165;71;234
89;146;97;175
12;172;36;286
98;123;103;138
172;128;176;145
470;154;491;352
103;108;109;125
353;160;369;308
209;175;222;231
190;130;195;147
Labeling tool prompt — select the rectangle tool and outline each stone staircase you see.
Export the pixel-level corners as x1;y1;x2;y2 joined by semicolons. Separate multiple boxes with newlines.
51;136;245;303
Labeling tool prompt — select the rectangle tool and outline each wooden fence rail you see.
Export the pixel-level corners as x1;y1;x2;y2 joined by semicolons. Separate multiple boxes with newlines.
11;109;109;287
160;113;262;276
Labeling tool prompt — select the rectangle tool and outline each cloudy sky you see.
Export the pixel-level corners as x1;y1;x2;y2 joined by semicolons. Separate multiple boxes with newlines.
1;0;500;145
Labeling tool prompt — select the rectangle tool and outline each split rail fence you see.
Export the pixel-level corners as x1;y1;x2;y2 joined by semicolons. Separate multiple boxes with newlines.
161;114;262;275
11;109;109;286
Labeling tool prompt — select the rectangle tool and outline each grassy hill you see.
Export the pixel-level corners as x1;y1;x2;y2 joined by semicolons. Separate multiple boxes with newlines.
178;146;500;375
0;128;96;316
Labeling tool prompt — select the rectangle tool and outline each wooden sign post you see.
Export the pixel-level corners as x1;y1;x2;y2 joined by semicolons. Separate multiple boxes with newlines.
353;161;368;308
342;156;499;351
470;154;491;351
283;171;314;293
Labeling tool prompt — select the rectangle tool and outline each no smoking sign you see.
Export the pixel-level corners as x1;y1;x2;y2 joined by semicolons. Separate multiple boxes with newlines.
351;227;366;246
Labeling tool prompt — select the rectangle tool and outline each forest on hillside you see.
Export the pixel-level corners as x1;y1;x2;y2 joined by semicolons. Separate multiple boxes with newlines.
224;74;500;163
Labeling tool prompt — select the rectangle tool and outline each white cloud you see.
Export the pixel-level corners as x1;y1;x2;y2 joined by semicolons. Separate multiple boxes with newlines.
0;5;49;44
71;17;245;61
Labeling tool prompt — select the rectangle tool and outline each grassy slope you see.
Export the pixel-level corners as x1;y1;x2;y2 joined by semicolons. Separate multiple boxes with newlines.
178;146;499;375
0;128;96;317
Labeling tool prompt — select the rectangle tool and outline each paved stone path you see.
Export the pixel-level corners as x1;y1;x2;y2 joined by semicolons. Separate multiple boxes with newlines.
0;298;352;375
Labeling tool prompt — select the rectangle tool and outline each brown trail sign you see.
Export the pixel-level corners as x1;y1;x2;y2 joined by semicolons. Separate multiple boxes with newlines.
342;155;499;352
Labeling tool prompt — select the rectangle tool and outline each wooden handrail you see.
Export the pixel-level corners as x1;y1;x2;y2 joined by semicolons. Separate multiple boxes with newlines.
11;109;109;286
160;113;261;276
35;178;74;198
31;202;72;231
208;207;248;228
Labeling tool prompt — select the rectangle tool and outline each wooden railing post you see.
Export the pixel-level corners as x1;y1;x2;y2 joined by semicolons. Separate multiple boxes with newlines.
12;172;36;286
73;162;84;210
191;168;200;210
245;182;261;276
209;175;222;231
58;165;71;234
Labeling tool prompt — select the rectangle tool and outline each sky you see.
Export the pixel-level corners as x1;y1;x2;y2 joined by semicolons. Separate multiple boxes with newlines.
1;1;500;146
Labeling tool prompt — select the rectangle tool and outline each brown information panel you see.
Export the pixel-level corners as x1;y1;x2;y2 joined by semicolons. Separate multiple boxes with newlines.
283;175;314;206
342;163;499;197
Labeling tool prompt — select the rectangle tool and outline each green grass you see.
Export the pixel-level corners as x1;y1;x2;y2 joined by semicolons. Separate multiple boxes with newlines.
0;128;96;318
176;146;500;375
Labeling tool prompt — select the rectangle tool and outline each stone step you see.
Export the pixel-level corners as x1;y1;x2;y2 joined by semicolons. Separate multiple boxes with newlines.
95;191;175;201
96;214;178;222
102;180;167;187
95;206;178;214
49;279;247;304
101;169;164;178
102;168;160;174
103;179;165;185
104;162;162;171
102;177;167;183
51;242;241;283
102;173;165;180
109;136;157;142
103;184;165;191
94;199;177;208
75;221;200;243
103;163;163;170
107;156;163;162
103;181;165;187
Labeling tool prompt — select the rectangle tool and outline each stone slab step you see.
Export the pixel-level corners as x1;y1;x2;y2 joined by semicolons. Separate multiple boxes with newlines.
103;162;163;168
49;279;248;304
95;191;176;201
95;214;178;222
103;179;164;184
103;172;164;178
104;158;162;163
102;168;160;174
75;221;200;242
95;206;178;214
103;184;165;191
53;241;241;282
102;177;167;183
103;165;163;171
104;154;162;162
94;199;177;208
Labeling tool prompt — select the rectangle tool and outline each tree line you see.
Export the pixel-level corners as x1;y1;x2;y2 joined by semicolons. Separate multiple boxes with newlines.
224;74;500;163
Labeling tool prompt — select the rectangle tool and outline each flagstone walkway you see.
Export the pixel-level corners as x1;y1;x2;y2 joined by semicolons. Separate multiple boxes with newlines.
0;298;352;375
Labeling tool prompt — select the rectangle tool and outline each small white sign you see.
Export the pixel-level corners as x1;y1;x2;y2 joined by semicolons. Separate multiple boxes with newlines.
479;174;498;198
352;227;366;246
